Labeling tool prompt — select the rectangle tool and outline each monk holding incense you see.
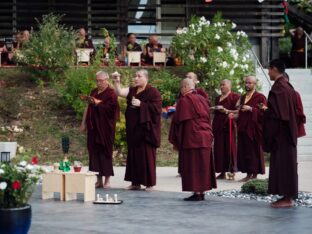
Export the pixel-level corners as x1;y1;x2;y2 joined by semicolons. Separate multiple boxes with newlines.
112;69;162;192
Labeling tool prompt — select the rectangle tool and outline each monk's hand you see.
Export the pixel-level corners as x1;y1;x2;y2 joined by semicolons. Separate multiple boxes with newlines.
131;98;141;107
241;105;252;112
92;98;102;105
228;113;234;119
258;103;268;111
112;72;121;84
80;123;87;134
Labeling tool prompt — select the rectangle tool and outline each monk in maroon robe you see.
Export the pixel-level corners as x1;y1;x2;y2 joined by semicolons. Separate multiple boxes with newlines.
264;60;299;208
113;69;162;191
284;72;306;137
169;78;216;201
212;79;240;179
81;71;119;188
236;76;266;182
186;72;211;106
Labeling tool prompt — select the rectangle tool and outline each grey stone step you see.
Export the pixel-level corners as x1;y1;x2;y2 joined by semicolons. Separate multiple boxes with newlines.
298;154;312;161
298;137;312;146
297;145;312;155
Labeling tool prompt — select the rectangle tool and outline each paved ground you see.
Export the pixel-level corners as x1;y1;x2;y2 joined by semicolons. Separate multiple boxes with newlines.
109;162;312;193
28;164;312;234
29;187;312;234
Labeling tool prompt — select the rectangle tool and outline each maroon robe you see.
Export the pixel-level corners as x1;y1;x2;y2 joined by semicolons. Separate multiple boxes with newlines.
237;91;266;175
86;87;119;176
169;91;217;192
124;85;162;187
295;91;306;137
213;92;240;173
264;77;298;198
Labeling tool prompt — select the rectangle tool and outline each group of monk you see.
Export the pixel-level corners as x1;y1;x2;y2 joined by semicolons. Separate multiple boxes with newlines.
80;59;305;208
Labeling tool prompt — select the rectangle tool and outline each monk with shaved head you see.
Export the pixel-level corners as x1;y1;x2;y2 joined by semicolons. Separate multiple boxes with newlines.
169;78;216;201
236;76;267;182
212;79;240;179
185;72;211;106
80;71;119;188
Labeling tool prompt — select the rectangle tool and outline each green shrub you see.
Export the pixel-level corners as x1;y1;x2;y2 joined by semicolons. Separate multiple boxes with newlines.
149;69;181;107
289;0;312;13
241;179;268;196
17;13;76;81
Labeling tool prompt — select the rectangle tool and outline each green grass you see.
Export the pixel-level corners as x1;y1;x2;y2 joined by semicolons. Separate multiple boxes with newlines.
0;68;178;167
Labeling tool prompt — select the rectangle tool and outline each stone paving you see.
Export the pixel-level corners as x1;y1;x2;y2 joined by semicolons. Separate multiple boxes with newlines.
28;165;312;234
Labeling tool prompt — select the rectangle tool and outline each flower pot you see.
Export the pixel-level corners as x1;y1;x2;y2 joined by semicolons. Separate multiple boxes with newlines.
73;166;82;172
0;205;32;234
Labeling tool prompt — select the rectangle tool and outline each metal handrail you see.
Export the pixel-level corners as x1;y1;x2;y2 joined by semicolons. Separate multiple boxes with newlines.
249;48;271;88
304;31;312;69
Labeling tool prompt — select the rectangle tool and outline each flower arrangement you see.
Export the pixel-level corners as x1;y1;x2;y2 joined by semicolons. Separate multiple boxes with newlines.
171;12;254;94
0;156;43;209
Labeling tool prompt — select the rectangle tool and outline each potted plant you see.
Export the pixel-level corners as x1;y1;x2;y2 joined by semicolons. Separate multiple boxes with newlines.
0;156;43;234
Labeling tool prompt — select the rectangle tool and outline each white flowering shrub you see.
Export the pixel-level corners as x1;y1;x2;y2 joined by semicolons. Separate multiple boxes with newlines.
171;13;254;93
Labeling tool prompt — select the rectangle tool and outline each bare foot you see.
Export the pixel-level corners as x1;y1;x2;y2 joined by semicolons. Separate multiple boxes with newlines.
176;174;181;178
271;198;295;208
227;172;235;180
103;184;111;189
145;187;153;192
125;185;141;190
95;182;103;188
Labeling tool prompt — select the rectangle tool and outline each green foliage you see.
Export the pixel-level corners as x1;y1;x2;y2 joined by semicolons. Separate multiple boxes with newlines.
289;0;312;13
149;69;181;107
279;37;292;54
0;161;43;208
17;13;76;80
114;98;127;157
241;179;269;196
171;13;254;94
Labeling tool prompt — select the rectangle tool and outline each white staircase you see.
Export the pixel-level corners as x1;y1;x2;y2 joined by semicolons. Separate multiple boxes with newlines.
257;69;312;161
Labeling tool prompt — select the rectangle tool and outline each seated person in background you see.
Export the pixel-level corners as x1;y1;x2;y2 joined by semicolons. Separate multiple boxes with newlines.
6;32;22;65
0;40;8;65
103;37;118;58
76;28;95;50
20;30;30;48
144;35;164;65
123;33;142;54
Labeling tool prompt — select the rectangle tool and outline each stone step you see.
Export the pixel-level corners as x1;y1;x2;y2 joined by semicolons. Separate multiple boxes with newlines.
298;154;312;161
298;137;312;146
297;145;312;155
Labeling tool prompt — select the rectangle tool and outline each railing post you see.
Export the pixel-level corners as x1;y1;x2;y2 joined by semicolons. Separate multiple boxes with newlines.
305;35;308;69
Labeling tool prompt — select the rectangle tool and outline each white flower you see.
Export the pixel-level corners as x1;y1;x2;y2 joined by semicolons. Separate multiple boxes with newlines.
200;16;206;22
19;161;27;167
26;164;34;171
234;63;239;68
197;28;202;33
0;169;4;174
222;61;228;68
200;57;207;63
217;47;223;53
211;72;215;76
230;70;235;75
215;34;220;40
227;42;232;47
238;88;244;93
232;23;237;29
182;27;188;33
176;29;183;35
242;57;247;62
0;182;7;190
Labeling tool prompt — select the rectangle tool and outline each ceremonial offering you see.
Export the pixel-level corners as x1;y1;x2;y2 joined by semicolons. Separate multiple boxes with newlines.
59;156;70;172
73;161;82;172
93;193;123;205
